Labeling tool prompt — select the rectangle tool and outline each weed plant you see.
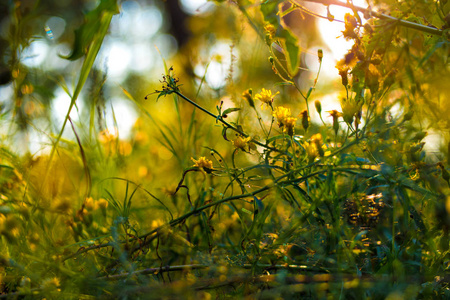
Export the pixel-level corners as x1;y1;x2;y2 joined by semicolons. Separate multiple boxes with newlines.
0;0;450;299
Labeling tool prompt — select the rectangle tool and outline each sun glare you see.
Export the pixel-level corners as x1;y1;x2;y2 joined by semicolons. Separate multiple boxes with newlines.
315;0;368;71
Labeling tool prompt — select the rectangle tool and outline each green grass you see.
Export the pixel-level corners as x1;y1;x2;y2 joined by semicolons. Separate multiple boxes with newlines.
1;0;450;298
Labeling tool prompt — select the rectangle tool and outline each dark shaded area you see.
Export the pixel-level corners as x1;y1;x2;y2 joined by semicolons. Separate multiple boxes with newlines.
0;2;12;85
164;0;190;49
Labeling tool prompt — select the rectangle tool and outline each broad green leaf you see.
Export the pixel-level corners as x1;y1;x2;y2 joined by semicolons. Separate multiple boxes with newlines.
261;1;300;76
62;0;119;60
279;29;301;76
260;0;301;76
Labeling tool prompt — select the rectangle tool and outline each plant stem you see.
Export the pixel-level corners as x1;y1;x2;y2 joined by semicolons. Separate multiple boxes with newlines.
298;0;445;36
174;91;280;153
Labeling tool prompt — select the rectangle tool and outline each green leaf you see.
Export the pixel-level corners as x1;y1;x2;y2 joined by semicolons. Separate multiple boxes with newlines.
222;107;241;116
260;1;301;76
279;29;301;76
62;0;119;60
417;40;446;68
305;87;313;100
222;126;230;141
254;196;265;212
241;208;252;215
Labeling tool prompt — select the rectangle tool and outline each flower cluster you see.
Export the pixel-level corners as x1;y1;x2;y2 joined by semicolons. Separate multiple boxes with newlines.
148;67;181;101
272;106;298;136
264;23;276;45
284;117;297;137
273;106;291;128
191;157;213;170
233;136;252;152
255;88;279;109
304;133;324;162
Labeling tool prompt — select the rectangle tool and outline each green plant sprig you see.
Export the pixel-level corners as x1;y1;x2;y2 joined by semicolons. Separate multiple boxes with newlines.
150;74;281;153
300;0;446;37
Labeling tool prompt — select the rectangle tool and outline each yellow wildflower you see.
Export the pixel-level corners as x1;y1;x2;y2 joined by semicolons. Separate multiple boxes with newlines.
304;141;318;162
311;133;324;157
118;141;132;156
264;23;276;40
255;88;279;109
340;98;361;125
99;129;116;144
273;106;291;128
96;198;109;210
328;110;342;135
84;197;95;211
191;157;213;170
365;64;380;94
242;89;255;108
96;198;109;217
233;136;252;152
283;117;297;137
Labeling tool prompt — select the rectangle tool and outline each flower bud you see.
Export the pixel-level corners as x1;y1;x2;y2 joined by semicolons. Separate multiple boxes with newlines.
265;34;272;45
242;89;255;108
317;49;323;63
300;110;309;132
314;100;322;115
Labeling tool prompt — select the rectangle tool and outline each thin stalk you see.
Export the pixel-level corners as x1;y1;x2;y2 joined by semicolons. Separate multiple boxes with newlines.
299;0;445;36
174;91;280;153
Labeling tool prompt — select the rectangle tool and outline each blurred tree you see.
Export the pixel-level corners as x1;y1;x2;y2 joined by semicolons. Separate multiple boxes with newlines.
164;0;191;49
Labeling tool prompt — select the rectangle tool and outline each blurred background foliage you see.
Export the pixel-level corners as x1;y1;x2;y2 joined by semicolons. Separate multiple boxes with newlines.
0;0;450;298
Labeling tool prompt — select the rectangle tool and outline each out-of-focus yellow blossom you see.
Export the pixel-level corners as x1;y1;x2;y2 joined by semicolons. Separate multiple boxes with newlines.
99;129;116;144
311;133;325;157
54;198;72;213
134;131;149;145
96;198;109;210
304;141;318;162
365;64;380;94
21;84;34;95
191;157;213;170
340;98;362;125
233;136;253;152
151;219;164;230
118;141;132;156
302;134;325;162
17;202;30;220
24;100;43;117
284;117;297;136
84;197;95;211
242;89;254;108
299;110;309;132
99;129;132;156
336;60;350;87
138;166;148;177
264;23;276;39
0;215;20;241
328;110;342;135
273;106;291;128
255;88;279;109
99;129;116;156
